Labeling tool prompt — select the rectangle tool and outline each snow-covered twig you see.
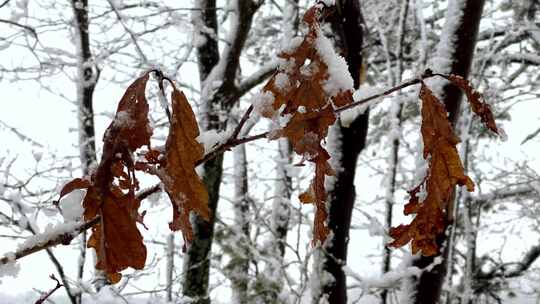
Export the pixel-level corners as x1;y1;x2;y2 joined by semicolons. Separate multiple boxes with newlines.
0;217;99;265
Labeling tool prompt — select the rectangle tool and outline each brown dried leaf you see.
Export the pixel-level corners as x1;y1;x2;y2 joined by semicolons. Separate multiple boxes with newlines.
258;5;353;245
446;74;499;134
389;83;474;256
58;178;91;199
156;88;209;244
87;194;145;284
59;72;152;281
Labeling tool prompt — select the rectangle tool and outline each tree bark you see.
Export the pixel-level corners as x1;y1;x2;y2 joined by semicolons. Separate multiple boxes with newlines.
317;1;368;303
72;0;100;301
412;1;485;303
183;2;261;303
229;144;250;304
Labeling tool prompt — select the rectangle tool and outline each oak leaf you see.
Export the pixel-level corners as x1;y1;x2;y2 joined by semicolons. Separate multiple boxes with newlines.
156;87;210;244
59;72;152;282
258;4;353;244
389;83;474;256
445;74;499;134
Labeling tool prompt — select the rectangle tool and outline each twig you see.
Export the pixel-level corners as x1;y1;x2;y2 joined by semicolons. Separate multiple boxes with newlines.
0;0;11;9
0;19;38;39
153;70;172;122
335;71;438;113
229;104;254;140
197;131;268;166
106;0;149;64
0;120;44;147
34;274;63;304
521;126;540;145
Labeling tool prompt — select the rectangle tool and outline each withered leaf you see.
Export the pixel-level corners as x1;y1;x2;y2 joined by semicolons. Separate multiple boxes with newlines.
59;72;152;282
58;178;91;199
389;83;474;256
156;87;209;244
258;5;353;245
446;74;499;134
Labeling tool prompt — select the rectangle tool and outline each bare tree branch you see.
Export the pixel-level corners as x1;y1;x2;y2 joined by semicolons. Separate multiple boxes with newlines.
0;19;38;39
34;274;63;304
521;126;540;144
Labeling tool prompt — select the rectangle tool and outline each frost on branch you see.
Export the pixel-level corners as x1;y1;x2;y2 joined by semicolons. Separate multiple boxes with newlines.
256;4;354;244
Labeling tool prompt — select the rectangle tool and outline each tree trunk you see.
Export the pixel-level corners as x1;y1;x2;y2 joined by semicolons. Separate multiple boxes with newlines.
229;144;251;304
183;1;261;303
412;1;485;303
72;0;99;301
316;1;368;303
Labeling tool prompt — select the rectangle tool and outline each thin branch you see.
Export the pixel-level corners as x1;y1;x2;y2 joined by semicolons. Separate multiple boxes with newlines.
476;244;540;280
34;274;63;304
153;70;172;122
335;76;424;114
0;120;44;147
235;61;279;97
106;0;149;64
0;19;38;39
521;126;540;145
0;0;10;9
0;217;100;265
219;1;262;90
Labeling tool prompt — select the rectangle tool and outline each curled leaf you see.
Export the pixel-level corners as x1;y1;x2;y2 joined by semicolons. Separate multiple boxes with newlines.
445;74;499;134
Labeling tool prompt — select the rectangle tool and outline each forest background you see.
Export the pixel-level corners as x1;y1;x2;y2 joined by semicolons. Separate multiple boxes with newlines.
0;0;539;303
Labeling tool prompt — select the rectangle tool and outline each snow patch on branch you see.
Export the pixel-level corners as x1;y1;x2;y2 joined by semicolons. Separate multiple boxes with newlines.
59;188;85;222
196;128;234;154
17;221;83;253
428;0;466;96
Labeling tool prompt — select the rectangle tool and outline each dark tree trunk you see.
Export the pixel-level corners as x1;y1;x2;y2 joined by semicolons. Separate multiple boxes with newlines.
412;1;485;304
182;3;221;303
319;1;368;303
72;0;98;173
72;1;100;302
183;2;261;303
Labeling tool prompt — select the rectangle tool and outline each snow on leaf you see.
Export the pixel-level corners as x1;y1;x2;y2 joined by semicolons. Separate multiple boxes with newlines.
257;4;353;244
156;87;209;244
389;83;474;256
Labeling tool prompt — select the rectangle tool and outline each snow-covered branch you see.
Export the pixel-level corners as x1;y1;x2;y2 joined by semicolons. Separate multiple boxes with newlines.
0;217;99;265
